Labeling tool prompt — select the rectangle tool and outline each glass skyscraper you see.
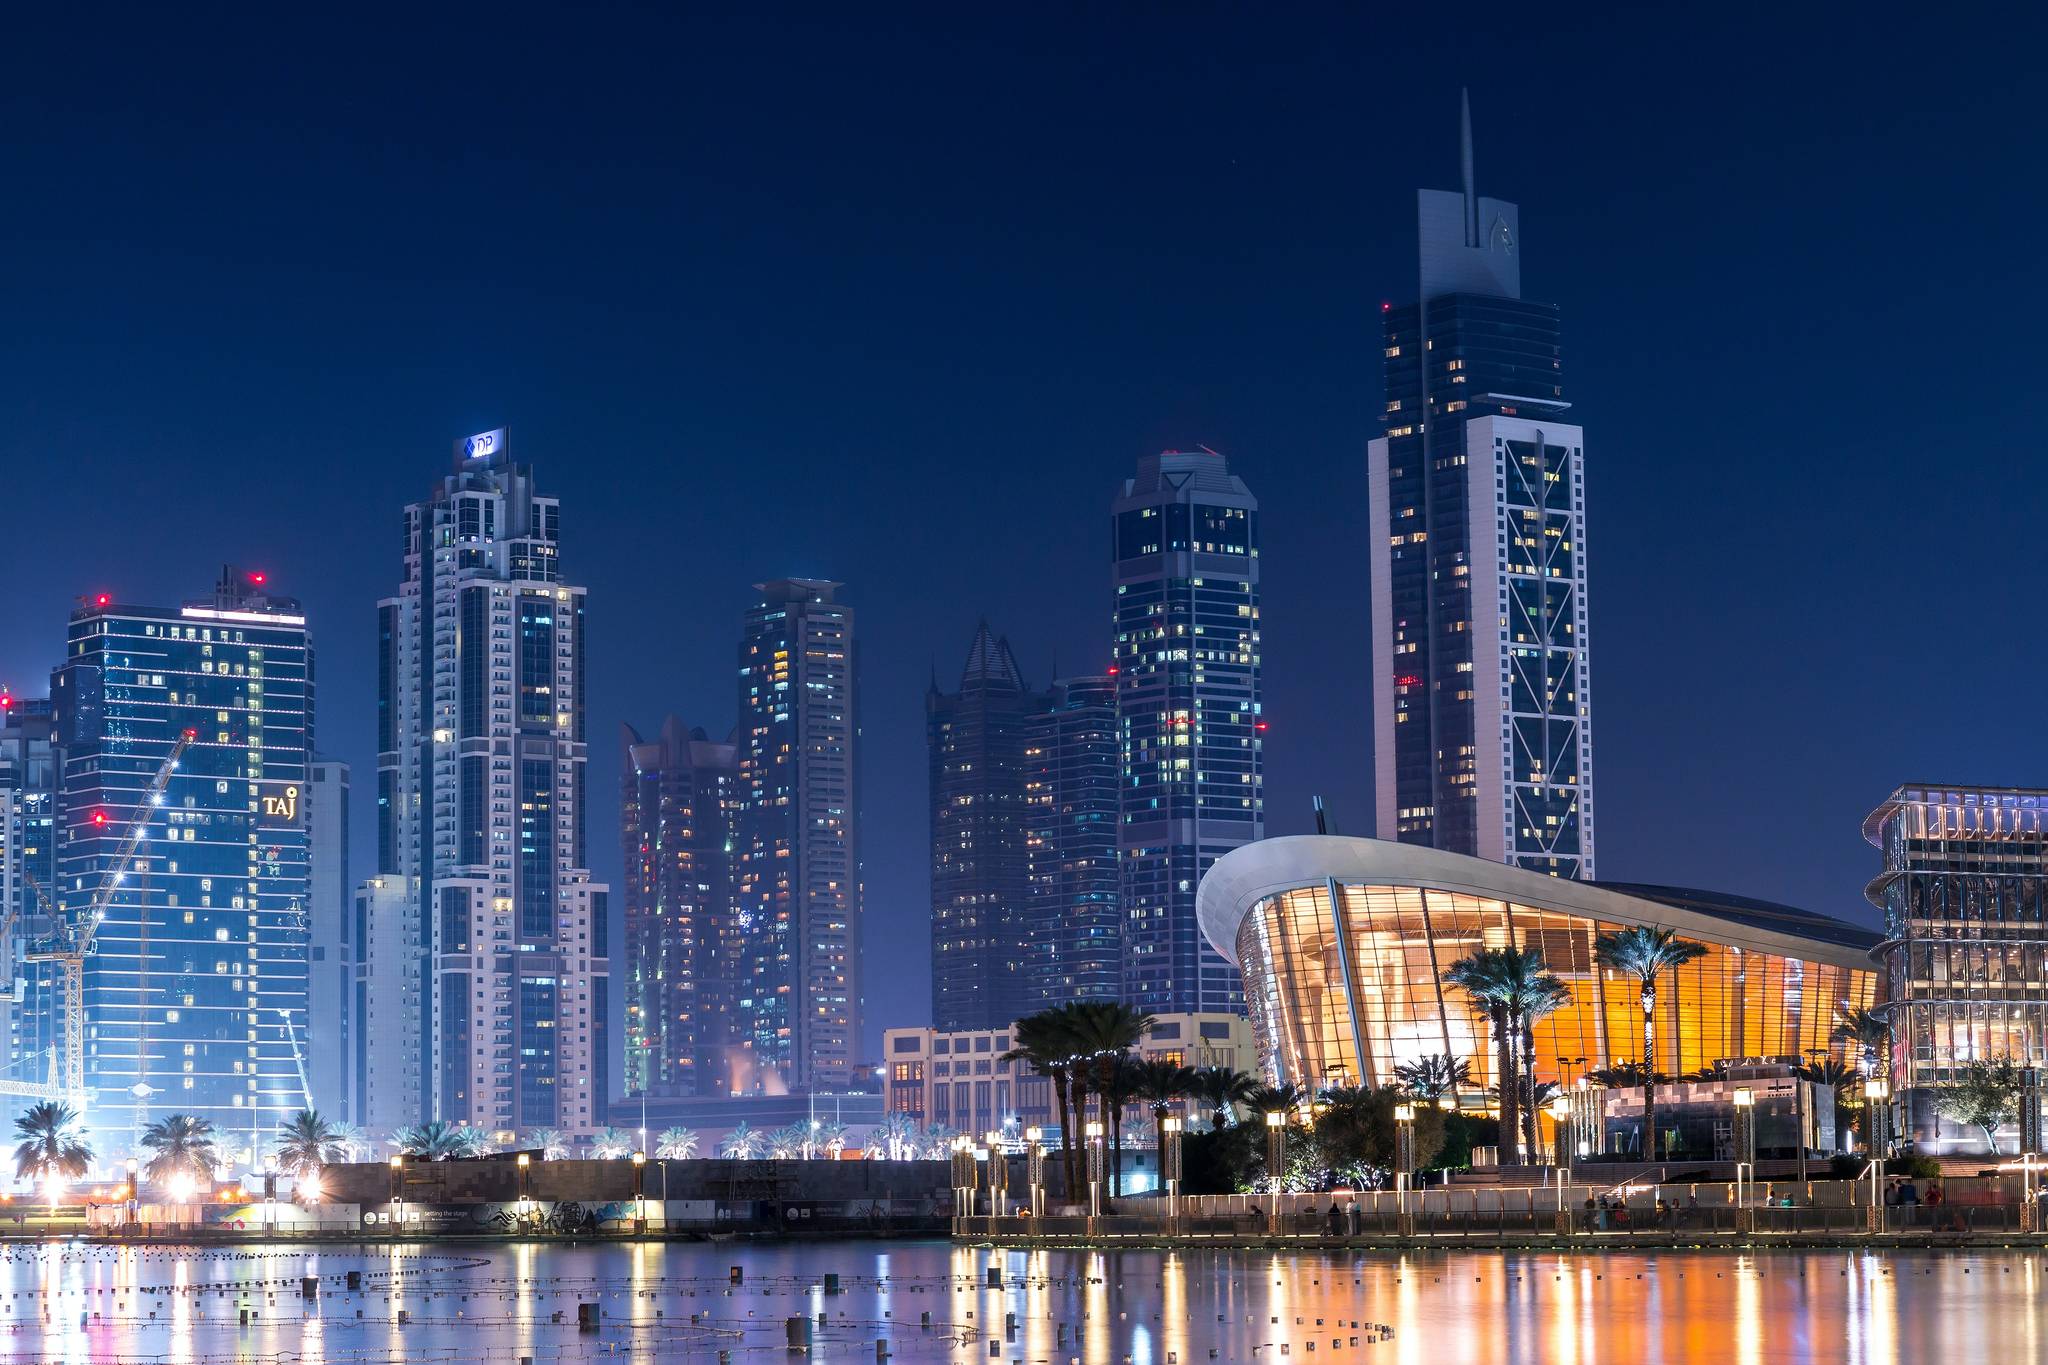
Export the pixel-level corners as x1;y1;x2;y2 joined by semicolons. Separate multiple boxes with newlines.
0;696;59;1096
1022;674;1121;1010
1114;448;1263;1015
621;717;737;1098
362;429;609;1139
50;567;312;1151
734;579;861;1092
927;623;1033;1032
1369;93;1595;878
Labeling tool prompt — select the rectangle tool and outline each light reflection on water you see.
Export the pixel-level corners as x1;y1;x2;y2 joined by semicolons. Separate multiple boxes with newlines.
0;1239;2028;1362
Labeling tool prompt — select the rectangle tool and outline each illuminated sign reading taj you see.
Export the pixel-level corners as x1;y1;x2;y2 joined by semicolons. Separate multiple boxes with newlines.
460;428;506;461
257;782;302;829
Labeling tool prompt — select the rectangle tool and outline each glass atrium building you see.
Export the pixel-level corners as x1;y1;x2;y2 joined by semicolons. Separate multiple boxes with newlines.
1197;835;1881;1098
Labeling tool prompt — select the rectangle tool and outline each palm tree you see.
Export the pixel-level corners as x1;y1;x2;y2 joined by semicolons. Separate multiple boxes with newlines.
524;1128;571;1161
1062;1001;1156;1196
1514;976;1574;1160
1188;1066;1262;1131
1002;1009;1082;1196
141;1114;221;1186
273;1109;347;1177
654;1126;700;1159
589;1126;635;1159
326;1121;371;1162
1393;1054;1472;1104
867;1113;917;1161
1245;1082;1304;1119
720;1121;762;1159
1130;1056;1193;1194
12;1102;91;1188
391;1120;489;1161
1595;926;1708;1161
1834;1004;1889;1078
1586;1061;1655;1088
1444;946;1556;1166
1098;1054;1147;1196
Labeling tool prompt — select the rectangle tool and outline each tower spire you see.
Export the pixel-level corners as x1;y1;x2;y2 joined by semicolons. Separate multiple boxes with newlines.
1460;86;1477;247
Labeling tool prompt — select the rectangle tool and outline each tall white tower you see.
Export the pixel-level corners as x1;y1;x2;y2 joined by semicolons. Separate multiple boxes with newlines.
360;429;610;1139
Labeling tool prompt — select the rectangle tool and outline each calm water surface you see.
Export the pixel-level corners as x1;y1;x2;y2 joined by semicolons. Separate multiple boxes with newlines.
0;1238;2030;1362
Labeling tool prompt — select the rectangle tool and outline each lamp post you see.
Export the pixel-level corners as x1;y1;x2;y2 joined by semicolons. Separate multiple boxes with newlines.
983;1132;1008;1217
387;1156;403;1237
1731;1087;1756;1218
1085;1120;1106;1219
515;1152;533;1229
124;1159;139;1233
262;1157;278;1236
1161;1116;1184;1225
1024;1126;1045;1218
1264;1111;1285;1234
1393;1103;1416;1235
1863;1077;1891;1232
632;1151;647;1234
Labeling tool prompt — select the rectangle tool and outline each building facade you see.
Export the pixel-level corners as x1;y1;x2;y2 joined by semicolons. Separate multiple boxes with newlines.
50;567;313;1151
882;1012;1257;1139
362;428;610;1139
1198;836;1881;1106
306;758;350;1121
1865;785;2048;1142
1368;95;1595;878
734;580;861;1092
1021;674;1122;1010
928;623;1034;1032
621;717;738;1099
0;695;59;1093
1113;448;1263;1016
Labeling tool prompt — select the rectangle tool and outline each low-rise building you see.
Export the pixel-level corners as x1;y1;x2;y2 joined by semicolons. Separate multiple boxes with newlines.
882;1013;1257;1140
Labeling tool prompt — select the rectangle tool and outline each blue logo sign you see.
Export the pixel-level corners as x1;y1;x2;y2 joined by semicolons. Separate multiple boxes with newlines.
462;428;505;460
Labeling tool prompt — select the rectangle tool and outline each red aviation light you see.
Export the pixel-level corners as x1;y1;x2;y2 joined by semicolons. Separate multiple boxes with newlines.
0;694;12;711
94;594;111;608
182;728;198;740
1255;721;1269;733
91;811;107;826
249;572;267;586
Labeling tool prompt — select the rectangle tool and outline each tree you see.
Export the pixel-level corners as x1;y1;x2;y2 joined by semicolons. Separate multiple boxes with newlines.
392;1121;490;1161
524;1128;571;1161
1393;1054;1471;1104
1834;1005;1890;1078
1445;946;1563;1165
1189;1066;1262;1132
12;1102;91;1186
326;1121;371;1162
589;1126;636;1159
1002;1009;1083;1197
1061;1002;1156;1198
274;1109;347;1177
1594;927;1707;1161
1098;1055;1146;1196
867;1113;917;1161
1244;1083;1304;1121
654;1127;700;1159
1933;1058;2024;1154
1514;977;1573;1160
141;1114;221;1186
720;1121;762;1159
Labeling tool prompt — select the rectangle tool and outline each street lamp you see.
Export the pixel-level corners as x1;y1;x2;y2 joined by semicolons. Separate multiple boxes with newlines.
1393;1104;1416;1232
1085;1120;1106;1219
982;1132;1008;1217
124;1159;139;1232
1161;1116;1184;1223
388;1156;404;1235
631;1152;648;1234
1024;1126;1045;1218
262;1157;278;1235
1264;1111;1285;1232
515;1153;533;1228
1731;1087;1756;1211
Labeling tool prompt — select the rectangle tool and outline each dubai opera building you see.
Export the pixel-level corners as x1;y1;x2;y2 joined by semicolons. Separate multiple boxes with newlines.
1197;836;1883;1095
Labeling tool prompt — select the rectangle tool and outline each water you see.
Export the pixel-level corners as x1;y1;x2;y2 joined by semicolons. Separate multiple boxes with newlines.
0;1238;2032;1362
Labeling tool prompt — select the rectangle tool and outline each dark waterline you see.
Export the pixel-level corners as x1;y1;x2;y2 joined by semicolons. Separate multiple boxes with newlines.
0;1238;2032;1361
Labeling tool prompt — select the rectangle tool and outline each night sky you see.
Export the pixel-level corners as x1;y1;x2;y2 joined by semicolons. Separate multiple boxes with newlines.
4;9;2045;1060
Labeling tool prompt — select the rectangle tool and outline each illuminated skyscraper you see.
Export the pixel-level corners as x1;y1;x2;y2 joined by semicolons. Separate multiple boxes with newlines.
50;567;313;1147
734;580;861;1091
1368;93;1595;877
1022;674;1122;1010
1113;448;1263;1015
361;428;610;1138
0;695;58;1093
621;718;737;1098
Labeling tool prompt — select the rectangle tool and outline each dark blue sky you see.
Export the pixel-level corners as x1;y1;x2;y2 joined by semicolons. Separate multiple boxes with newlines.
4;8;2044;1055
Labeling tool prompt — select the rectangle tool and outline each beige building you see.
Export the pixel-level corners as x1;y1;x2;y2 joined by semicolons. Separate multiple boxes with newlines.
883;1013;1257;1139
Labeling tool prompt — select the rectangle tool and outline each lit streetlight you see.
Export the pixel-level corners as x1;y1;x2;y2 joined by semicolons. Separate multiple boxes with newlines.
1024;1126;1045;1219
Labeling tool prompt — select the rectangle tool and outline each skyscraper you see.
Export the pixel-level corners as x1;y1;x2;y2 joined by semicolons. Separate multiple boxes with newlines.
306;758;350;1120
621;718;737;1099
1368;94;1595;877
734;580;861;1091
362;428;610;1138
50;566;312;1146
0;694;58;1093
927;622;1033;1032
1021;674;1121;1010
1113;448;1263;1015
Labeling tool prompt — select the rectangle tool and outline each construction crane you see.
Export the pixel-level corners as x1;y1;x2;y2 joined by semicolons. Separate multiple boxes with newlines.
22;728;195;1105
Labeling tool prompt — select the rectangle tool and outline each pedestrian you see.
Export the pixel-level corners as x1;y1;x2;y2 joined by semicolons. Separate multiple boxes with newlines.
1596;1196;1609;1232
1582;1197;1596;1232
1685;1191;1700;1225
1327;1200;1344;1238
1346;1195;1361;1237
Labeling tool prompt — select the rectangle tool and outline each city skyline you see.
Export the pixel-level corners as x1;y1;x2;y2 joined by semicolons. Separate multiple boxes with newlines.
3;11;2044;1060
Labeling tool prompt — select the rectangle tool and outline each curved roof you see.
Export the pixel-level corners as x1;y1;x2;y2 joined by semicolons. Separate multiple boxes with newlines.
1196;835;1880;973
